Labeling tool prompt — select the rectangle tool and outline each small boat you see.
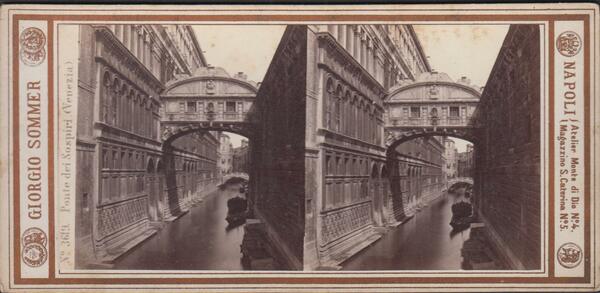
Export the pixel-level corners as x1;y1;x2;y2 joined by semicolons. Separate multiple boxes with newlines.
226;196;248;225
450;200;473;230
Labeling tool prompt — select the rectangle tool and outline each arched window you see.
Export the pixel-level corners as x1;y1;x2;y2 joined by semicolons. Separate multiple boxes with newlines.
120;84;128;129
334;86;342;132
358;100;364;140
370;109;375;144
353;96;359;138
324;79;333;129
111;78;120;125
128;90;134;131
136;94;142;134
344;158;350;176
102;72;111;123
364;104;371;142
344;91;351;135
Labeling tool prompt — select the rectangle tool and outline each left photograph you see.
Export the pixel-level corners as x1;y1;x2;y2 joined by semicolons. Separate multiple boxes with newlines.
73;24;301;270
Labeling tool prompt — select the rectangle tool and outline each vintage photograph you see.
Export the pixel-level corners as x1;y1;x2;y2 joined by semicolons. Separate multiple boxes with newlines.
2;3;599;292
72;23;540;271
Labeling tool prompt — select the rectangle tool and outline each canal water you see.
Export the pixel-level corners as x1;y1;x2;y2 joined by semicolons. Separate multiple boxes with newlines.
113;183;246;270
342;188;471;270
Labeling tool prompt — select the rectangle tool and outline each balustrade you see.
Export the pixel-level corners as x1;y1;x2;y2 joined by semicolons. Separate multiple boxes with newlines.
165;111;248;122
389;116;470;128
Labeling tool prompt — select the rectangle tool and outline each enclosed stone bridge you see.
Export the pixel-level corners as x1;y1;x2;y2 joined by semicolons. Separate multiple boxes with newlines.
156;66;258;220
159;66;258;142
382;72;481;223
383;72;481;149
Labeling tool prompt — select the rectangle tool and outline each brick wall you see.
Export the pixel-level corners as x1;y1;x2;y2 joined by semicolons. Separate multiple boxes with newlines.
252;26;307;269
473;24;541;269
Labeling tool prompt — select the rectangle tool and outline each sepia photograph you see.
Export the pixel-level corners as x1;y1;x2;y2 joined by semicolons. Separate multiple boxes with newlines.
72;23;540;271
2;4;597;292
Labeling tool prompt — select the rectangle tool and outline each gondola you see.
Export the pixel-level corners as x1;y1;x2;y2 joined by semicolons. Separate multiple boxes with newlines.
226;196;248;225
450;200;473;230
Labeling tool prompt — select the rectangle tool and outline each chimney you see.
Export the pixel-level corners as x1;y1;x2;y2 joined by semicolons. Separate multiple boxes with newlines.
235;71;247;80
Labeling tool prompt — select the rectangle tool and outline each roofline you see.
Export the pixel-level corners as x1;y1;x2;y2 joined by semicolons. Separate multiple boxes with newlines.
163;75;258;95
386;80;482;101
407;25;432;72
186;25;208;66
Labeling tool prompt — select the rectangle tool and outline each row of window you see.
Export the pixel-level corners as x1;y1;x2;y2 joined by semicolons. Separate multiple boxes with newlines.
387;25;427;75
393;106;465;119
101;70;159;140
100;168;217;204
398;175;443;194
166;26;204;74
323;77;382;145
100;174;146;203
101;144;216;173
324;180;370;210
108;25;163;81
101;146;153;171
171;133;219;162
167;100;247;118
176;171;216;183
100;155;217;204
326;25;427;87
327;25;384;84
325;153;371;177
172;149;217;172
396;163;442;177
394;137;445;166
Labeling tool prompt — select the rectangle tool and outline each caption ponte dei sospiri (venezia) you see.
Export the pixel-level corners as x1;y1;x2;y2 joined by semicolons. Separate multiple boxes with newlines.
0;3;599;293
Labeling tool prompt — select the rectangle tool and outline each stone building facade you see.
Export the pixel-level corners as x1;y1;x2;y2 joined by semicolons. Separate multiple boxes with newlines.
385;72;480;131
218;133;233;175
252;26;308;270
298;24;431;269
232;139;250;174
388;136;445;218
383;71;480;222
158;65;257;215
444;138;458;179
457;144;474;178
472;24;541;270
75;24;219;267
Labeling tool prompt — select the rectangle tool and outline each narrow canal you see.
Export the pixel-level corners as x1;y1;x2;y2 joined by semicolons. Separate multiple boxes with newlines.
113;182;246;270
341;188;471;270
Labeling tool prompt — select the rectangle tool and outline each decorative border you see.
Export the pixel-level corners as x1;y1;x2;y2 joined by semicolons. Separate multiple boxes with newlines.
6;7;595;289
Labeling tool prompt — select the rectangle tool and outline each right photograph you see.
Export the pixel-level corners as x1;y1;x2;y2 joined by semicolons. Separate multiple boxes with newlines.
296;24;541;271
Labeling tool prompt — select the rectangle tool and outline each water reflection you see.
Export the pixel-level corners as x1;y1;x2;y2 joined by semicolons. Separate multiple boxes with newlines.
341;188;471;270
113;182;246;270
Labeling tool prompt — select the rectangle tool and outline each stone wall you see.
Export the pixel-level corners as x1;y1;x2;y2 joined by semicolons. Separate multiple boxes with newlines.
75;24;219;268
472;24;541;270
388;136;445;220
252;25;307;270
75;25;98;266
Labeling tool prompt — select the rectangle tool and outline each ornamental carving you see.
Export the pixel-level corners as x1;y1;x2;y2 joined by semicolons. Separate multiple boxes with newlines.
95;28;164;94
317;33;385;101
206;79;215;94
